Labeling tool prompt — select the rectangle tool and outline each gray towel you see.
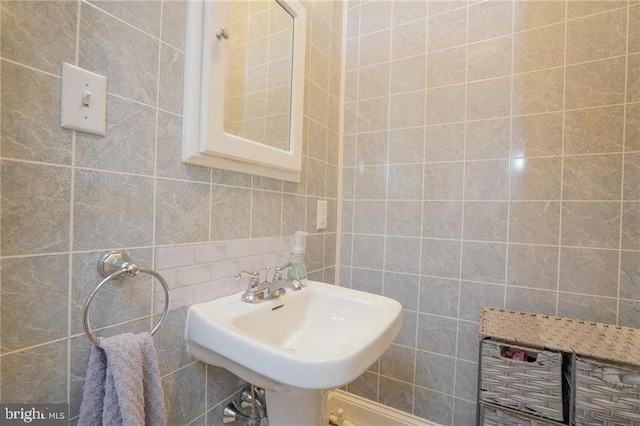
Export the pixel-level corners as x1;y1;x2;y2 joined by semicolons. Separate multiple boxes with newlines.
78;332;167;426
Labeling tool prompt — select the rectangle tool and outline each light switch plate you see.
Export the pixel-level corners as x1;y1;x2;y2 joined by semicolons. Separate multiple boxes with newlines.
317;199;327;230
61;63;107;136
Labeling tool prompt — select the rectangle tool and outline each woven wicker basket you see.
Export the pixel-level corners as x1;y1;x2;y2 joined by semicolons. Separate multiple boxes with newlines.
481;404;555;426
575;357;640;425
480;340;566;422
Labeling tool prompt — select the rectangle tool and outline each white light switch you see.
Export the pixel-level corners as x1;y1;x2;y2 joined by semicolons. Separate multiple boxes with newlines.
317;199;328;230
61;63;107;136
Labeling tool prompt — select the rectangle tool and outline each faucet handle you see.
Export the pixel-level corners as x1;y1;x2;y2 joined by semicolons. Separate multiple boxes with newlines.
275;262;292;272
234;270;260;280
235;270;261;291
273;262;292;281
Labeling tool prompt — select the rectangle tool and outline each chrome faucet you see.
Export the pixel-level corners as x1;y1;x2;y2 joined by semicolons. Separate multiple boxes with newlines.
235;263;302;304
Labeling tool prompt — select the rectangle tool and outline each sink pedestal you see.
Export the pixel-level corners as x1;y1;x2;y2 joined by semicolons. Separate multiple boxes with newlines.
265;389;325;426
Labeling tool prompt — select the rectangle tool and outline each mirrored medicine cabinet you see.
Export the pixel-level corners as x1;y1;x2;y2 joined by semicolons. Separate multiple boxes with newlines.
182;0;307;182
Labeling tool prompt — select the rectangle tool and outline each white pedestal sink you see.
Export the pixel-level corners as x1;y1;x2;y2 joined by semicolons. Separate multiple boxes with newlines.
185;280;403;426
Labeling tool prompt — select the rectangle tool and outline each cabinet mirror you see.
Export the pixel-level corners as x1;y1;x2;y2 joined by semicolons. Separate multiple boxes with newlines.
183;0;306;182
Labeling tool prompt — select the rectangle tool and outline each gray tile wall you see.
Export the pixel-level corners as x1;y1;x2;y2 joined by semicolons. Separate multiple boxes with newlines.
341;0;639;424
0;1;342;424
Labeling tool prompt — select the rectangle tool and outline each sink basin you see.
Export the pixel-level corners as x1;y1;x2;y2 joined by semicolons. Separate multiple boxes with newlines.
185;280;403;425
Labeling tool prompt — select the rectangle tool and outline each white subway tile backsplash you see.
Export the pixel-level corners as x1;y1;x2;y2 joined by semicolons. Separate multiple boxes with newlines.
250;238;274;255
153;236;298;310
156;286;192;312
225;239;252;259
156;245;195;270
161;268;179;289
262;252;288;269
176;264;211;287
192;280;222;304
237;255;263;273
273;237;293;253
210;259;239;280
194;243;226;264
220;276;247;298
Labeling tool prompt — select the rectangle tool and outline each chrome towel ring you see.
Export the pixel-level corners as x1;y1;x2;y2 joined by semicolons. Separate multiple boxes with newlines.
82;251;170;347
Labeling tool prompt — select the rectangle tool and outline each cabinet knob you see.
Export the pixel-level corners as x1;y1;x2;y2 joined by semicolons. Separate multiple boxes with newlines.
216;27;230;40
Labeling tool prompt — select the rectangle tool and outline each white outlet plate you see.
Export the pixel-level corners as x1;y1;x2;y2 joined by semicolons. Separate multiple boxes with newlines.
317;199;328;230
61;63;107;136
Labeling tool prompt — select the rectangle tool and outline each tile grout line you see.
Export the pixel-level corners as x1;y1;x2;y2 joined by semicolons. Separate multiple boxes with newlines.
374;0;389;402
349;2;360;291
312;231;640;251
451;3;470;422
616;0;631;326
350;50;630;93
0;0;2;401
19;151;640;182
343;1;360;396
349;98;640;129
380;0;410;412
66;0;83;406
0;58;62;79
208;170;213;243
81;1;163;46
0;236;315;262
334;0;348;287
555;0;569;317
503;0;517;321
341;198;634;204
411;2;429;416
320;3;330;280
343;149;640;165
151;0;164;325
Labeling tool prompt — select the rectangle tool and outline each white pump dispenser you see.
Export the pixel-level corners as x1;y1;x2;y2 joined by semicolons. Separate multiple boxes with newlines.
286;231;309;286
292;231;307;255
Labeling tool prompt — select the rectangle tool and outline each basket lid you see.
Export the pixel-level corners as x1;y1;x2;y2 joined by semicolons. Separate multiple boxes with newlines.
480;308;640;367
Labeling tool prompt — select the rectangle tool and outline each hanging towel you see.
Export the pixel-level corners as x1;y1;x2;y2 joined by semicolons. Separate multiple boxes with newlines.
78;332;167;426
